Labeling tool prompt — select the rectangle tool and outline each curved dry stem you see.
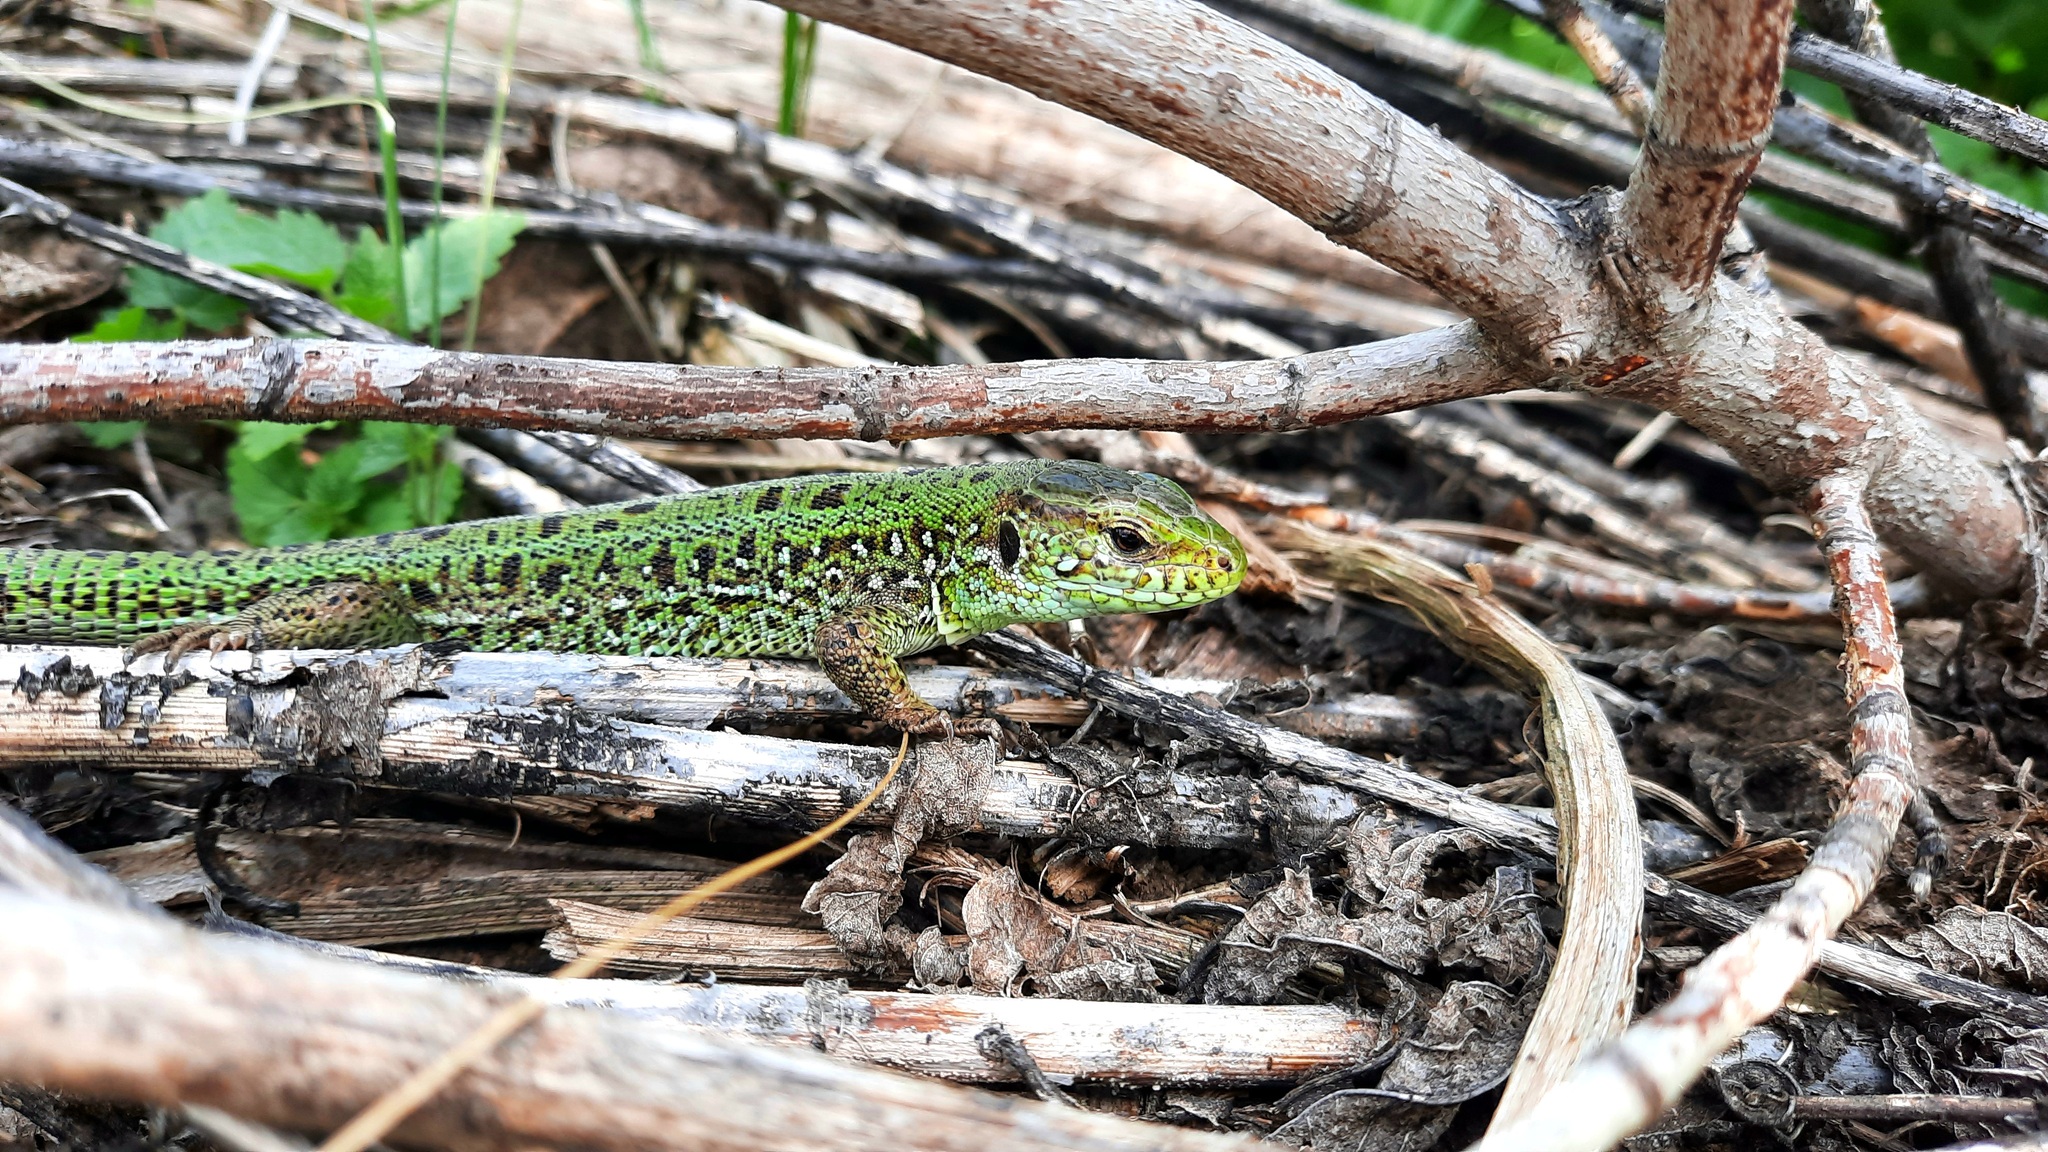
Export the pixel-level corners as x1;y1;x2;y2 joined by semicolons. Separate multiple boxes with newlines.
1470;475;1912;1152
1255;521;1642;1123
1297;505;1838;620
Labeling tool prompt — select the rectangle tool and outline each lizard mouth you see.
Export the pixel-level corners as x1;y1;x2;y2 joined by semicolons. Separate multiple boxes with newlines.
1045;555;1243;609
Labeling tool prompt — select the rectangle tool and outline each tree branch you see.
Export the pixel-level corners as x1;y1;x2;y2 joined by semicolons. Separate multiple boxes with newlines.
1795;0;2043;450
0;329;1514;439
775;0;1597;362
1603;0;2048;168
1618;0;1792;299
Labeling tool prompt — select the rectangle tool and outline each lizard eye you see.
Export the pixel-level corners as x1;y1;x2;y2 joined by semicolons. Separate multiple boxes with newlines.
1106;525;1152;556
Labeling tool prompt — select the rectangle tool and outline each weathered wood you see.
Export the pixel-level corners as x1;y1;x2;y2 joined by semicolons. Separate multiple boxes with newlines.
0;890;1259;1152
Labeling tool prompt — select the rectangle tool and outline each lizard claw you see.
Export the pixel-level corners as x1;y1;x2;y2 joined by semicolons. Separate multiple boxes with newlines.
949;717;1002;740
880;703;999;741
129;622;255;669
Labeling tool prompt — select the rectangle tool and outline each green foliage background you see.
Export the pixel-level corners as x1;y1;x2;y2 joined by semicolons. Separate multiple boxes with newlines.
72;189;522;546
1347;0;2048;308
1348;0;2048;114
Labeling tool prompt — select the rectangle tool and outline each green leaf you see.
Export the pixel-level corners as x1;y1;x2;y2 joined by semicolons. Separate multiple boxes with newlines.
225;440;312;545
334;213;525;337
76;421;147;449
129;189;352;331
235;421;332;462
335;226;403;329
361;421;449;459
349;428;415;482
71;306;185;343
304;440;372;514
153;188;349;293
403;210;525;332
265;501;345;546
406;457;464;527
352;485;422;536
127;267;247;332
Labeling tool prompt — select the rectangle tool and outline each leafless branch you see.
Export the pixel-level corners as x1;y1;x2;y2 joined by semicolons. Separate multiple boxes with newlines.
1617;0;1790;299
1795;0;2043;449
0;329;1513;439
775;0;1597;359
1605;0;2048;167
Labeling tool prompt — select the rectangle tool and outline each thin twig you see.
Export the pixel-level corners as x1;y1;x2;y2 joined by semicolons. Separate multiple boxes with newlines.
1605;0;2048;168
0;176;395;341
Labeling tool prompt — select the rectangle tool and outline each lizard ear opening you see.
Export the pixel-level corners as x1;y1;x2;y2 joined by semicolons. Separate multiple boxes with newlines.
998;520;1022;569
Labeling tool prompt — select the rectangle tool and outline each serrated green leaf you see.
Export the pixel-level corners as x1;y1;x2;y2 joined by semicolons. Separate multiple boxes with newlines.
225;440;311;545
71;306;185;343
153;188;349;293
352;485;421;536
265;501;344;546
235;421;332;462
362;421;450;462
350;431;415;482
336;227;403;329
404;210;525;332
304;441;371;513
76;421;147;449
360;420;427;446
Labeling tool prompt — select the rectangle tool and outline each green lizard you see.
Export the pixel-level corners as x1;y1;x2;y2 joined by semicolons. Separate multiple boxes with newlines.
0;459;1245;736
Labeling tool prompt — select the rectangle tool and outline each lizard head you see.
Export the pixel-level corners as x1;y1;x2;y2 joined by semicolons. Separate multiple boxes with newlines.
999;461;1246;619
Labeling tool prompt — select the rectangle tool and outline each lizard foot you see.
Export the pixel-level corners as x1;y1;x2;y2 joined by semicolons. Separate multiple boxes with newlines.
878;702;1000;740
128;620;257;668
126;581;424;669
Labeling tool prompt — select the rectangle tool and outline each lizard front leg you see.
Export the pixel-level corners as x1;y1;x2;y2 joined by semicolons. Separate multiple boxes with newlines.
815;607;997;739
130;580;427;665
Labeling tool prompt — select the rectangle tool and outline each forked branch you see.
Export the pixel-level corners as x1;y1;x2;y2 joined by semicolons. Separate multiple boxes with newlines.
768;0;2022;595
